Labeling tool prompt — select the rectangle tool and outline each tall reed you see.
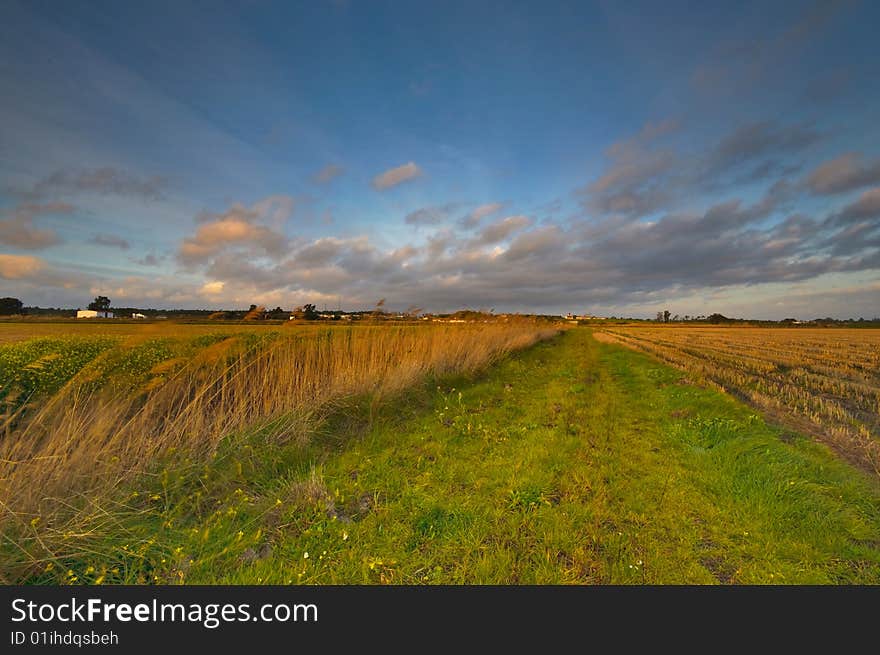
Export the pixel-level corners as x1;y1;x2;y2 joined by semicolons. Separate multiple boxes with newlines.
0;324;557;524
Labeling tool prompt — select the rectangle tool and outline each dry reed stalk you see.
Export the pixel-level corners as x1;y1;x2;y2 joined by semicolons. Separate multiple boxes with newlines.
0;324;557;524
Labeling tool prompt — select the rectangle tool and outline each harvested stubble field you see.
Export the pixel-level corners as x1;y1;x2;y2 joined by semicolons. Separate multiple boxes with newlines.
595;326;880;475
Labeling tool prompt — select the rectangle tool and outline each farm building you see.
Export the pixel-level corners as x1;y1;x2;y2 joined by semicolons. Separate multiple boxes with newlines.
76;309;114;318
131;312;146;319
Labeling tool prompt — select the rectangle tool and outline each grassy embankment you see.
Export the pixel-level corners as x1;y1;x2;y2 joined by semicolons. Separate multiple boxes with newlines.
5;328;878;584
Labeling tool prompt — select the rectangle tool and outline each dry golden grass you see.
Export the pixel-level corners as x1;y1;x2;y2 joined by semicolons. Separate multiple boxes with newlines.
595;326;880;474
0;323;558;526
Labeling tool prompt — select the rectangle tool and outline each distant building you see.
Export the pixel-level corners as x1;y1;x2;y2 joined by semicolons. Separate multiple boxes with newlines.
76;309;114;318
131;312;147;319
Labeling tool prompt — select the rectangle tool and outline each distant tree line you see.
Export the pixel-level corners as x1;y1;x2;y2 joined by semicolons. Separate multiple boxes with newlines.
3;294;879;326
650;310;880;327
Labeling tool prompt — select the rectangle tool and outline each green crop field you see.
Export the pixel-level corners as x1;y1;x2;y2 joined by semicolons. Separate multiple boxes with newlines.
1;324;878;584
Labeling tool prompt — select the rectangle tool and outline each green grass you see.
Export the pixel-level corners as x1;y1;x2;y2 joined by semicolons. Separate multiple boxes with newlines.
12;329;880;584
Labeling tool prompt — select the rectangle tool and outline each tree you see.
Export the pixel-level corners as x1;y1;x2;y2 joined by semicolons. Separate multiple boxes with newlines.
656;311;664;322
0;297;23;315
291;304;318;320
663;310;671;323
88;296;111;311
265;306;288;319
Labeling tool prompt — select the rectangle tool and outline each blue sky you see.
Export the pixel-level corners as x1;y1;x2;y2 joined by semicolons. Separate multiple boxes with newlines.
1;0;879;318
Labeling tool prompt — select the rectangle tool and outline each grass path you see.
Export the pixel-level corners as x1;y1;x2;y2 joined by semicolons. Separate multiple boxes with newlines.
18;329;880;584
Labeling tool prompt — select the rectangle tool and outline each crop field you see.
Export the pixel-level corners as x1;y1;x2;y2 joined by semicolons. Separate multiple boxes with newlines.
595;327;880;475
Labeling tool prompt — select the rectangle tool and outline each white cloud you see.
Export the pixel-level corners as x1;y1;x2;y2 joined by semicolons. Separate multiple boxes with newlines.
0;253;46;279
460;202;504;228
0;202;72;249
372;162;422;190
833;187;880;223
807;153;880;195
179;196;293;265
201;281;225;295
405;203;462;226
475;215;532;245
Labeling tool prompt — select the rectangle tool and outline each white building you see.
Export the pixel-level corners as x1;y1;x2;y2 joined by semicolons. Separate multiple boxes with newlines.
131;313;146;319
76;309;114;318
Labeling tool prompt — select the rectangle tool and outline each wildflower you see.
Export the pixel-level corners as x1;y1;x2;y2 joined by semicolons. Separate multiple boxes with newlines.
303;551;309;559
